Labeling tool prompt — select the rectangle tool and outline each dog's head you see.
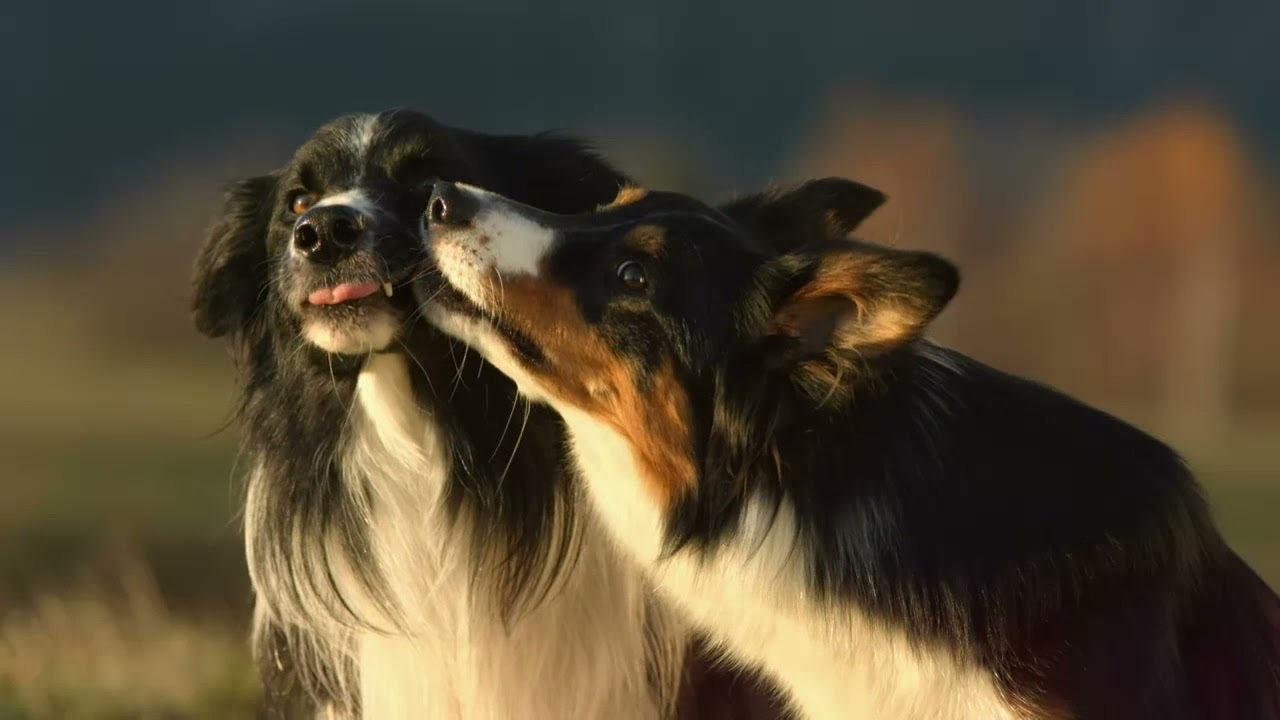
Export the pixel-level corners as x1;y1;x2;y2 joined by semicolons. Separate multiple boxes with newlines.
419;178;954;509
192;109;628;356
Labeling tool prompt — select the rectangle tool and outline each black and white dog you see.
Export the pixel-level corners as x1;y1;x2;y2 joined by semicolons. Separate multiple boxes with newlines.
418;179;1280;720
190;110;785;719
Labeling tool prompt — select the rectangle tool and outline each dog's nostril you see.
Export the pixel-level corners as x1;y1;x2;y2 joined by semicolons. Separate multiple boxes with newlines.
429;181;477;226
293;222;320;252
429;196;447;224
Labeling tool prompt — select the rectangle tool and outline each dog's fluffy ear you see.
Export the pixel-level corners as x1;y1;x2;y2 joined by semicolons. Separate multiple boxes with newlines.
721;177;887;253
192;174;277;338
759;240;957;394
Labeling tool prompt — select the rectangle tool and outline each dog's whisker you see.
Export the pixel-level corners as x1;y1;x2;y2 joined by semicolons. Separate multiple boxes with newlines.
448;340;470;401
497;399;532;494
396;337;436;399
488;393;524;465
326;352;348;412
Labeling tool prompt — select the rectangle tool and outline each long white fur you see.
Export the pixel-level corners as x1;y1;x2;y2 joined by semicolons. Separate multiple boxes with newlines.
247;351;684;719
425;203;1028;720
302;313;398;355
313;189;380;216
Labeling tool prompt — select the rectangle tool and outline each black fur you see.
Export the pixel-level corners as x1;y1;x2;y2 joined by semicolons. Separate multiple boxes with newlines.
423;179;1280;718
191;109;790;718
193;109;628;712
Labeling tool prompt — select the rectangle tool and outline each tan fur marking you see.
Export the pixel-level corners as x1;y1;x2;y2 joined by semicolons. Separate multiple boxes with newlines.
626;225;667;256
786;252;934;349
601;185;649;209
822;208;847;237
769;251;943;403
495;273;696;509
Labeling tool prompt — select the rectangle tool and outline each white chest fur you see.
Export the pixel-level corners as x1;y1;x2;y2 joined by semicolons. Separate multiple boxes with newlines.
560;407;1022;720
340;354;674;720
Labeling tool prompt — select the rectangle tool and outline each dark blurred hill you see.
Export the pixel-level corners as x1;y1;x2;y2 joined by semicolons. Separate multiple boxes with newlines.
4;0;1280;244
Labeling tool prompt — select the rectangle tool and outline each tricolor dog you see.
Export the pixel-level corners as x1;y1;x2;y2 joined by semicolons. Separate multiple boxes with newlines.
417;179;1280;720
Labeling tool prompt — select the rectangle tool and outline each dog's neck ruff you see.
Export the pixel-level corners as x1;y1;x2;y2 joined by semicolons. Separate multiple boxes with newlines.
251;353;676;719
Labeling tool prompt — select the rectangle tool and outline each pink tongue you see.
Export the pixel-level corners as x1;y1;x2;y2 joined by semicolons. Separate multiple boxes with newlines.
308;281;381;306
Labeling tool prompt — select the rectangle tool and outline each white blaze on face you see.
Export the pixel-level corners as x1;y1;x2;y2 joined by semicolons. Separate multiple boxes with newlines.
313;189;377;214
430;184;557;312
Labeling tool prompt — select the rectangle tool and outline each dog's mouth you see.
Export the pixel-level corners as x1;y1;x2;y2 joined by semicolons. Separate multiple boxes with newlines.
307;279;391;303
306;279;396;307
418;276;552;371
418;275;481;317
297;273;410;354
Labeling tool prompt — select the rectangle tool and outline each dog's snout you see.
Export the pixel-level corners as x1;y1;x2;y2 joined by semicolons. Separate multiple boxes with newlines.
428;181;478;227
293;206;364;264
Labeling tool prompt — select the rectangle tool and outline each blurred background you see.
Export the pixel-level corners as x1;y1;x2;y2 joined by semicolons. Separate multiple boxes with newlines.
2;1;1278;717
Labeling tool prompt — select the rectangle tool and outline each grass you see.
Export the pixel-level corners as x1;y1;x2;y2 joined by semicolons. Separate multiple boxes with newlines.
0;554;259;720
0;298;261;718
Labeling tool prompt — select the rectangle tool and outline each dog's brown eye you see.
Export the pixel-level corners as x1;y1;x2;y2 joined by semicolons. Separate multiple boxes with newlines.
290;193;318;215
617;261;648;291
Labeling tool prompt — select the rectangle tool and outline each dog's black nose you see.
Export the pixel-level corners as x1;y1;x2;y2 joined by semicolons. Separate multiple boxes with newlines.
293;206;364;264
428;181;477;227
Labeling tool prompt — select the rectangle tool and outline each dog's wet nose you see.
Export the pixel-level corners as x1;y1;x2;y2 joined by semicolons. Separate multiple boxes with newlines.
428;181;478;227
293;206;363;264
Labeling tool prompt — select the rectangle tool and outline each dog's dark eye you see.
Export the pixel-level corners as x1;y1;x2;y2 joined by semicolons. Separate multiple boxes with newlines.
617;261;648;291
290;193;318;215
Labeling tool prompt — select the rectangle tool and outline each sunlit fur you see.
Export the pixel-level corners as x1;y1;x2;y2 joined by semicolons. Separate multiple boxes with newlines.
192;110;698;719
420;180;1280;720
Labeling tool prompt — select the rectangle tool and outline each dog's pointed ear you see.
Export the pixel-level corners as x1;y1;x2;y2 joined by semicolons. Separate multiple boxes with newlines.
192;173;277;338
721;177;887;253
760;240;958;377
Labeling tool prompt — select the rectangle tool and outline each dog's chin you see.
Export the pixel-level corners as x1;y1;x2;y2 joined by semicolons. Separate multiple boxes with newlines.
302;307;400;355
422;280;485;320
422;302;556;406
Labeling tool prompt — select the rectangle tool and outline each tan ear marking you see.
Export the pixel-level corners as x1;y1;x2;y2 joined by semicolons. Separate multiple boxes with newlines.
768;248;953;365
